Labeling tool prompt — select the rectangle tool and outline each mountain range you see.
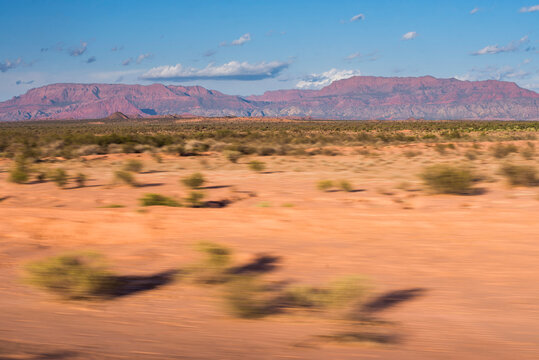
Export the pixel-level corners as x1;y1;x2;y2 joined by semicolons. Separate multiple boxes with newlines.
0;76;537;121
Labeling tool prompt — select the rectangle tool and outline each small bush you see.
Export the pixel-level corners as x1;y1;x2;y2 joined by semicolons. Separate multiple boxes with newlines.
49;168;68;188
223;276;277;318
464;150;478;161
403;150;421;158
181;172;206;189
139;193;182;207
122;159;143;173
151;153;163;163
317;180;334;192
283;276;366;310
520;146;535;160
185;191;205;207
99;204;125;208
248;160;266;172
75;173;87;188
257;147;276;156
25;252;116;300
224;150;242;163
491;143;518;158
114;170;137;187
35;171;47;183
420;164;474;194
188;242;232;284
8;164;29;184
338;180;353;192
500;164;538;187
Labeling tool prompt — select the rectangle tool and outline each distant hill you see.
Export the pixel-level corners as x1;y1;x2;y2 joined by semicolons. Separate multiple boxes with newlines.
0;76;537;121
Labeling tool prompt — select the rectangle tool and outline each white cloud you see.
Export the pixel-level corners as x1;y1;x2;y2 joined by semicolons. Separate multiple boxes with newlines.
350;13;365;22
519;5;539;12
221;33;251;47
136;53;152;64
0;58;22;72
470;7;479;14
472;36;529;55
402;31;418;40
296;68;361;89
69;41;87;57
122;58;132;66
523;58;532;64
141;60;289;81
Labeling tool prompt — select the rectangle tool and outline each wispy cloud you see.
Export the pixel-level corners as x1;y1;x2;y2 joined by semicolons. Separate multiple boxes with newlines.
0;58;22;72
455;65;531;82
402;31;418;40
470;7;479;14
15;80;34;85
69;41;88;57
220;33;251;47
121;53;153;66
345;52;361;61
86;56;96;64
111;45;124;51
350;13;365;22
136;53;152;64
141;60;290;81
296;68;361;89
519;5;539;13
472;36;529;55
203;50;216;57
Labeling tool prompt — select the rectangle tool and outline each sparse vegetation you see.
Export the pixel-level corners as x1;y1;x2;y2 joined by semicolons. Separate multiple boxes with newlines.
224;150;242;163
248;160;266;172
188;242;232;284
8;163;29;184
491;143;518;159
114;170;137;187
338;180;353;192
420;164;474;194
49;168;69;188
317;180;334;192
139;193;182;207
184;191;205;207
500;164;538;187
122;159;144;173
25;252;117;300
75;173;87;188
181;172;206;189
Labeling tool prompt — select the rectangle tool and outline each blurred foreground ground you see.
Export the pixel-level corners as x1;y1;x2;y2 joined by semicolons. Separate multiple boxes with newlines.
1;146;538;359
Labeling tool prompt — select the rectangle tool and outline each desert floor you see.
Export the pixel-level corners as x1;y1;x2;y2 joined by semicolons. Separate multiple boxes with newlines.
1;142;538;359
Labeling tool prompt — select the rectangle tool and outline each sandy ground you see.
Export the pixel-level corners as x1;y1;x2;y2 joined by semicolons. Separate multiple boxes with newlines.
1;143;538;359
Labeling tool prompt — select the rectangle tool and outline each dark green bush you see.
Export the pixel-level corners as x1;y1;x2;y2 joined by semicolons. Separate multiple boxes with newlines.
500;164;538;186
25;252;116;299
184;191;205;207
420;164;474;194
139;193;182;207
181;172;206;189
114;170;137;187
248;160;266;172
122;159;144;173
49;168;69;188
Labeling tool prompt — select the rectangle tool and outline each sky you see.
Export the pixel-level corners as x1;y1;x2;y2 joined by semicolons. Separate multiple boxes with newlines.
0;0;538;101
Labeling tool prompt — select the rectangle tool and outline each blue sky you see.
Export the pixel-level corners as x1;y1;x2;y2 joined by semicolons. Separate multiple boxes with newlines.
0;0;538;100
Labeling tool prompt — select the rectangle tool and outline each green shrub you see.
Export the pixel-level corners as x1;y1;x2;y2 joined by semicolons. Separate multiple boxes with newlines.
25;252;116;300
491;143;518;158
420;164;474;194
122;159;143;173
224;150;242;163
223;275;277;318
75;173;87;188
151;153;163;163
139;193;182;207
185;191;205;207
113;170;137;187
181;172;206;189
35;171;47;183
317;180;334;192
188;242;232;284
338;180;353;192
8;164;29;184
500;164;538;187
49;168;68;188
283;276;366;310
99;204;125;208
248;160;266;172
257;147;276;156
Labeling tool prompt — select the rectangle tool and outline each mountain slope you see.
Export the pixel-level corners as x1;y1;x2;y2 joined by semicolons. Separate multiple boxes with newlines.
0;76;537;121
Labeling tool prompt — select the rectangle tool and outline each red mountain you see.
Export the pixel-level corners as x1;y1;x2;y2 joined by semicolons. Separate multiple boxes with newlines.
0;76;537;121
